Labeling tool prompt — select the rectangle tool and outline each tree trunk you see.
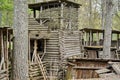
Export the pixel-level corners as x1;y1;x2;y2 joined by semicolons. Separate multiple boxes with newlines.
13;0;28;80
89;0;92;28
101;0;106;30
103;0;114;59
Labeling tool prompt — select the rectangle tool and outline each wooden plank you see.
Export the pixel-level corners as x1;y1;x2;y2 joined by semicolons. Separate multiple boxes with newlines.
69;79;105;80
73;66;104;70
1;30;5;70
41;40;46;60
6;29;9;80
0;69;7;74
0;74;7;79
111;62;120;74
99;73;116;78
95;69;111;74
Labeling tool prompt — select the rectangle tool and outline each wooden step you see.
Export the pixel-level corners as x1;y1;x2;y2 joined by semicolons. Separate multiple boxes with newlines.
28;22;39;24
0;74;7;80
111;62;120;74
45;52;59;55
47;37;58;39
99;73;116;78
46;49;59;51
46;45;59;47
47;39;59;42
95;69;111;74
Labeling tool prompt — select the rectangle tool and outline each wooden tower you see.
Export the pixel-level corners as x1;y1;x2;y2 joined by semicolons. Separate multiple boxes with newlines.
29;0;81;30
28;0;81;79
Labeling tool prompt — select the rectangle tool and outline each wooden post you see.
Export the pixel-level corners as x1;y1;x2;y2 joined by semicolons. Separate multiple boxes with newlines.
86;32;88;46
60;3;64;30
117;34;119;49
1;30;5;70
92;32;93;44
32;40;38;62
28;33;31;62
40;6;43;25
33;9;36;18
84;32;87;46
90;30;92;46
8;30;12;63
41;39;46;60
0;30;1;69
6;28;9;80
97;32;100;45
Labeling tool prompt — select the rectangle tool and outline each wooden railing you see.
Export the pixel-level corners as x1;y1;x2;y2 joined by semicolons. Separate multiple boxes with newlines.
0;69;8;80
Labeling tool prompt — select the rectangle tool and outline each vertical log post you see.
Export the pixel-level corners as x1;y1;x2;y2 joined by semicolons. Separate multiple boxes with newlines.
33;9;36;18
40;6;43;25
60;3;64;30
13;0;28;79
117;33;119;49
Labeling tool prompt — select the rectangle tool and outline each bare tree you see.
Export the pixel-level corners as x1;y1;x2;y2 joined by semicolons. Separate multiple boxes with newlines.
13;0;28;80
101;0;106;30
89;0;92;28
103;0;114;59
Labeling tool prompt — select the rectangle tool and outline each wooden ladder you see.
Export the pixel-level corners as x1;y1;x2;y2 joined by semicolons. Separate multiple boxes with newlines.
32;40;48;80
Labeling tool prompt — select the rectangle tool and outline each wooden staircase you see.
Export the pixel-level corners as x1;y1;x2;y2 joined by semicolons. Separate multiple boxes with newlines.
28;18;60;79
29;40;48;80
95;62;120;80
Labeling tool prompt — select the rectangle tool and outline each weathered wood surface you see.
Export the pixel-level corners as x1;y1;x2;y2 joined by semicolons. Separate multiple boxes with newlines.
0;70;8;80
99;73;116;78
0;28;12;80
111;62;120;74
69;79;105;80
29;25;60;78
67;60;108;79
69;77;120;80
95;69;111;74
59;31;81;58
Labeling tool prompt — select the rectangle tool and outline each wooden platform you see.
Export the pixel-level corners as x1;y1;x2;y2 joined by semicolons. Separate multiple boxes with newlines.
67;59;120;79
84;46;117;51
69;79;104;80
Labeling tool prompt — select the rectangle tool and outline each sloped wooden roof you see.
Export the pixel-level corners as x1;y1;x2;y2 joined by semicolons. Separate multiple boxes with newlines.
28;0;81;10
80;28;120;34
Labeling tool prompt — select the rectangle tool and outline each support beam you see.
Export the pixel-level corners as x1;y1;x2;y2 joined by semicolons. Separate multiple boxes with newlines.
40;6;43;25
41;39;46;60
33;9;36;18
117;34;119;49
90;30;92;46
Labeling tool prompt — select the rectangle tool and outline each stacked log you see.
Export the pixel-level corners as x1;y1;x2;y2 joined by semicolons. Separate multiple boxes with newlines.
59;31;81;58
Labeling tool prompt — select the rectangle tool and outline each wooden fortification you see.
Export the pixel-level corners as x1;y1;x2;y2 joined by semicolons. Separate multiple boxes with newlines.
1;0;120;80
28;0;120;80
28;0;81;80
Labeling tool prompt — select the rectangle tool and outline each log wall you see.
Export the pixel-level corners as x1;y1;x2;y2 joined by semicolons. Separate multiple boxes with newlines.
59;31;81;58
29;18;60;79
0;28;12;80
67;59;120;79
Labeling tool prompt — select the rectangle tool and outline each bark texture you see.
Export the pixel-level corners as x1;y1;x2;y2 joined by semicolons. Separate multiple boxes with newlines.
101;0;106;30
103;0;114;59
13;0;28;80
